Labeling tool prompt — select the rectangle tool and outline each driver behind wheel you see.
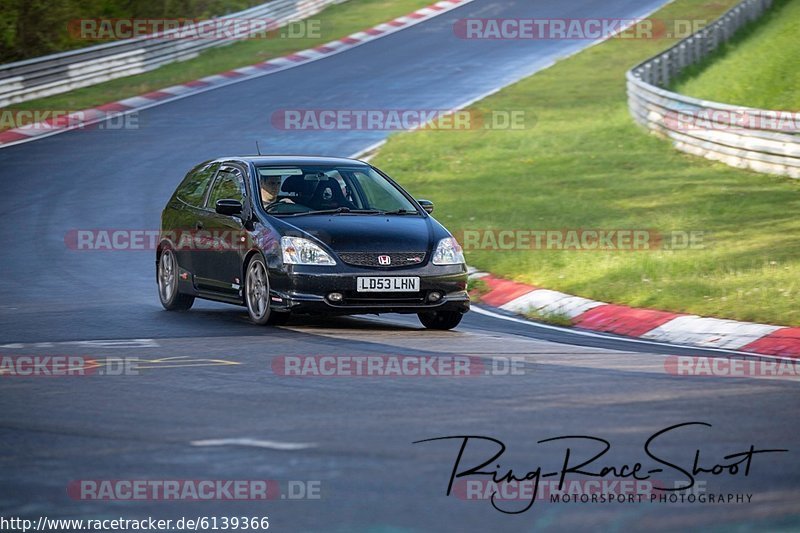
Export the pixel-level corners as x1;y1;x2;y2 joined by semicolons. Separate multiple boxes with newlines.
260;174;283;206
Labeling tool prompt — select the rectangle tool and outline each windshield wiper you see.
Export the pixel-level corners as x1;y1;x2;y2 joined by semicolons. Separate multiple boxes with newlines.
377;209;419;215
281;207;383;217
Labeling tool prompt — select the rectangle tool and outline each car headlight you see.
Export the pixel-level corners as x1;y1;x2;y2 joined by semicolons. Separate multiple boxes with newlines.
432;237;465;265
281;236;336;266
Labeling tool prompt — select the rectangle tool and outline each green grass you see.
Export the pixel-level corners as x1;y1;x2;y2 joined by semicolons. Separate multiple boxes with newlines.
371;0;800;326
4;0;433;114
673;0;800;110
467;277;490;303
523;309;573;328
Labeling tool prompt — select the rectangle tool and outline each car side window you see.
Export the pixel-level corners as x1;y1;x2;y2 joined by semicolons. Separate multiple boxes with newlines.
176;162;219;206
206;168;245;209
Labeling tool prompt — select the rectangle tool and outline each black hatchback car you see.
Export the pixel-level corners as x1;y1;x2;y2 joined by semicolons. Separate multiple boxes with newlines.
157;156;469;329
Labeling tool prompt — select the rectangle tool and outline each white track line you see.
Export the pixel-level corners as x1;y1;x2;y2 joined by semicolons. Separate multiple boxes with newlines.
190;438;317;450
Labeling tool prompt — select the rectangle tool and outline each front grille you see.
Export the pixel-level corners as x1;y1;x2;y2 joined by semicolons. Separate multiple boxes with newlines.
338;252;426;268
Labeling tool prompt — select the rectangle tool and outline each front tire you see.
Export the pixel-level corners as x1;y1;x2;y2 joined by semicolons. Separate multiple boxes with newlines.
245;255;287;325
418;310;463;330
157;248;194;311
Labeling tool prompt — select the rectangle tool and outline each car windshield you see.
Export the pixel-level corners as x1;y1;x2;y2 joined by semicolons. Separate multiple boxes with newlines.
256;165;419;216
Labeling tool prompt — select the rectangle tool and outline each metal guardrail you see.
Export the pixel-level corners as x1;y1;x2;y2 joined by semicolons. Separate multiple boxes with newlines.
626;0;799;179
0;0;346;107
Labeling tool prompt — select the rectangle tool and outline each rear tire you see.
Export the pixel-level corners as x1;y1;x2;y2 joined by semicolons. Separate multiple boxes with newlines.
157;248;194;311
418;310;463;330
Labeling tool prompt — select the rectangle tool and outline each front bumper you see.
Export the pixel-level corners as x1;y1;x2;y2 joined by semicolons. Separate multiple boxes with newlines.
268;263;470;315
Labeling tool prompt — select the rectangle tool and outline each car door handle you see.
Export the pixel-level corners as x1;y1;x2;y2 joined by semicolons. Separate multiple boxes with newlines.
195;221;204;230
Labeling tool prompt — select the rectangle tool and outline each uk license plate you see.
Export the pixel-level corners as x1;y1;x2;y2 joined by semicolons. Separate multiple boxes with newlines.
356;277;420;292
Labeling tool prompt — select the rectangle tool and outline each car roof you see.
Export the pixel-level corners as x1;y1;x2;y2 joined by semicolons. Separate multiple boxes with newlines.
219;155;371;167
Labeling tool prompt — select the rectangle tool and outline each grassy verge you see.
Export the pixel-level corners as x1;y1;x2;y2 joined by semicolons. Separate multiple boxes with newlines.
467;278;490;303
523;309;573;328
4;0;433;114
371;0;800;326
672;0;800;110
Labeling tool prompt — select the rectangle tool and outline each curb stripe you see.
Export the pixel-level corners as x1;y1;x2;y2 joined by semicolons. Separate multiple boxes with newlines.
0;130;32;143
574;305;681;338
473;271;799;357
141;90;173;100
157;85;197;96
95;102;133;112
740;327;800;357
116;95;157;108
640;316;782;351
476;275;539;307
501;289;604;319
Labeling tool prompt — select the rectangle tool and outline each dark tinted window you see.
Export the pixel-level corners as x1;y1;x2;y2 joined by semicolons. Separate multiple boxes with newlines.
352;170;409;211
255;165;417;215
207;168;245;208
176;162;219;206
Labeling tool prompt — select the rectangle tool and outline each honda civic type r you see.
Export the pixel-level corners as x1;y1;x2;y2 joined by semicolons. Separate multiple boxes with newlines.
157;156;470;329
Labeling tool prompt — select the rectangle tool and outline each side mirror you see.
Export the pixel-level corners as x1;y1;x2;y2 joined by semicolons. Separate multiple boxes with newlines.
417;199;434;214
215;199;243;216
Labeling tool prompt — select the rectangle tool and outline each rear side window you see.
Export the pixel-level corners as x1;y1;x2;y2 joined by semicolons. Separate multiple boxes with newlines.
176;162;219;206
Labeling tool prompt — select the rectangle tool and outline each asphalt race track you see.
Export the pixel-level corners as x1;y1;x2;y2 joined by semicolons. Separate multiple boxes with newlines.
1;0;798;531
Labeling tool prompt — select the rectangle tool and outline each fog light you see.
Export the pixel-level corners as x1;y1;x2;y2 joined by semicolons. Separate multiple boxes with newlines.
328;292;344;302
428;291;443;302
